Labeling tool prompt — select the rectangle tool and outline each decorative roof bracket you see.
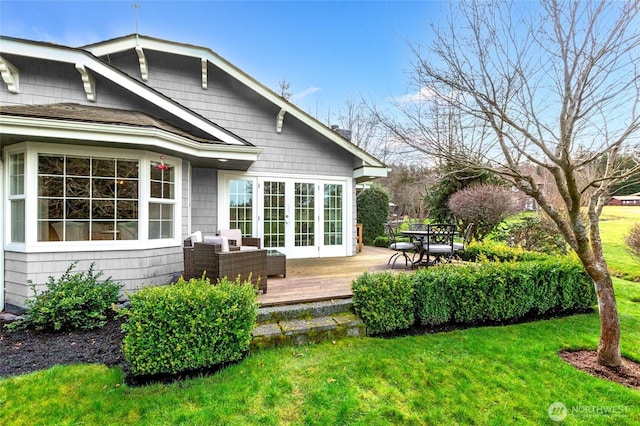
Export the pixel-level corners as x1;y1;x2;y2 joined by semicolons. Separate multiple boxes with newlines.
0;55;19;93
135;45;148;81
75;64;96;101
276;108;286;133
201;58;208;89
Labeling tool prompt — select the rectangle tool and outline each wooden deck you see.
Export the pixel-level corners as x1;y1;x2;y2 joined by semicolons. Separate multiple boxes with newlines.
257;246;413;307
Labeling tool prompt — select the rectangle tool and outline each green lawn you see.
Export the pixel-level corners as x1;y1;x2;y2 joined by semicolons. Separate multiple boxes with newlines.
600;206;640;281
2;208;640;425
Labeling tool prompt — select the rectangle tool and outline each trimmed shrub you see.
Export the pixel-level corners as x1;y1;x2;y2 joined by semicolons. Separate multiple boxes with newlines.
414;258;595;327
456;240;550;263
15;262;121;332
122;276;258;376
357;185;390;246
352;272;415;335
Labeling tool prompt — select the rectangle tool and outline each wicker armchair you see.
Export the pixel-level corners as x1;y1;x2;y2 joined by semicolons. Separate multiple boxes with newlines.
183;237;267;294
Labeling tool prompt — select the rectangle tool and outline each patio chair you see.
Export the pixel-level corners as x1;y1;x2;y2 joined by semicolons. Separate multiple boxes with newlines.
217;229;261;251
423;224;456;265
183;234;267;294
384;223;415;268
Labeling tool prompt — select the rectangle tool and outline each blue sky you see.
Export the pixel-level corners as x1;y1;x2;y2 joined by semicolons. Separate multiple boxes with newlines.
0;0;443;123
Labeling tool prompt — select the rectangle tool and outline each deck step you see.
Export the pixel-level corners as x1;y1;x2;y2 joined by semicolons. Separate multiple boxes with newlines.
251;298;365;350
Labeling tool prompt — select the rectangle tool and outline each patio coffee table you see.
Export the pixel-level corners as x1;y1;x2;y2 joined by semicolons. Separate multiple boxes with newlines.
267;249;286;277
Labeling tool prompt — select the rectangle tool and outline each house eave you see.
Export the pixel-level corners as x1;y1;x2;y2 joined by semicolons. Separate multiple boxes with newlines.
0;115;261;169
353;165;388;184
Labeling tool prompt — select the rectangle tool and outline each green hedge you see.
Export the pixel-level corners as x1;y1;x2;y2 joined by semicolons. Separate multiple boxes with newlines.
122;276;258;376
353;258;596;334
456;241;551;263
352;272;415;335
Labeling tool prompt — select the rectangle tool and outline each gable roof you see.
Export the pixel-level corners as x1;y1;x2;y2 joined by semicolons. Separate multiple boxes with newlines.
1;34;388;179
0;35;250;147
82;34;387;171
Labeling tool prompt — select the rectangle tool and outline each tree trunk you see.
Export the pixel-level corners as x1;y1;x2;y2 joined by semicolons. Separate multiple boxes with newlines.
589;262;622;367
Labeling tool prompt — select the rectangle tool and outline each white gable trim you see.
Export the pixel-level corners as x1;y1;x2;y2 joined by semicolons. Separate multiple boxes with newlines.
84;35;387;170
0;37;248;146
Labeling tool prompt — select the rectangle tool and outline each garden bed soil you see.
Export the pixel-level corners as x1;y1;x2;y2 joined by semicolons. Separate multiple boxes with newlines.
1;319;639;390
560;350;640;390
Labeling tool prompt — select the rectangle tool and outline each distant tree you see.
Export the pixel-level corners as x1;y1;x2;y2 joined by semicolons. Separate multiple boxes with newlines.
357;185;390;246
425;162;501;223
447;184;518;241
278;79;292;100
378;163;434;219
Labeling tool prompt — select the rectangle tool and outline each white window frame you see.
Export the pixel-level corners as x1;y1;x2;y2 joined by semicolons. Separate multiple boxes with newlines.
3;142;182;252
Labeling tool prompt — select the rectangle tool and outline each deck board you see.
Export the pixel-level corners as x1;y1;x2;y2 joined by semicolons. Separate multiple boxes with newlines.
257;246;412;306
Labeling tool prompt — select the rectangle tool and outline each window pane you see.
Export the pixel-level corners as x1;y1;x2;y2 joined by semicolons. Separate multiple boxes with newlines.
117;200;138;219
149;203;160;220
38;176;64;197
66;222;89;241
92;178;115;198
92;200;115;219
66;199;90;219
163;182;175;199
11;200;25;243
40;221;59;241
38;198;64;219
10;153;24;195
118;160;138;178
92;158;115;177
66;157;90;176
117;221;138;240
117;180;138;199
150;181;162;198
38;155;64;175
66;177;90;198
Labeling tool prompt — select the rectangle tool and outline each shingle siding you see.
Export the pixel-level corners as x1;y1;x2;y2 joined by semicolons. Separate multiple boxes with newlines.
4;248;183;307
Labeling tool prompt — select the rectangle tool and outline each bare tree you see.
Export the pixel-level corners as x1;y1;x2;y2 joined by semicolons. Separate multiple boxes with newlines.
278;79;292;101
386;0;640;367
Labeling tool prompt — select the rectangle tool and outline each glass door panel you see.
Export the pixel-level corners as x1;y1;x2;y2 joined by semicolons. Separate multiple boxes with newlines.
294;182;315;247
229;179;253;236
263;181;285;248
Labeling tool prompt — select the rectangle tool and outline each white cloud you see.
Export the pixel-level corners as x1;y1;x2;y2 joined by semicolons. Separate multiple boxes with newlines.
392;86;440;104
292;86;321;102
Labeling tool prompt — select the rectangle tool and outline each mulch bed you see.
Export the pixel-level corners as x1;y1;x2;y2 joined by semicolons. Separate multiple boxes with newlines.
560;350;640;390
0;318;127;379
2;319;640;390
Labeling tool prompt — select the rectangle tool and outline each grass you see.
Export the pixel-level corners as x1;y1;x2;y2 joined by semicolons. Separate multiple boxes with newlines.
600;206;640;281
1;207;640;425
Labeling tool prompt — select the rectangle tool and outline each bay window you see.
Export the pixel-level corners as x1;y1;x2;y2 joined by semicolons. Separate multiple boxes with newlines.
4;143;180;248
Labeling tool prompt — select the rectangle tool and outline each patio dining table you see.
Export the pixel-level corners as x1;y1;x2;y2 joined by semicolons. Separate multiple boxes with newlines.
401;224;457;267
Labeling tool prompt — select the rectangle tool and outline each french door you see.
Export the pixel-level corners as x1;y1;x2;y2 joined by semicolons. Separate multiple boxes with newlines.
220;174;349;259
